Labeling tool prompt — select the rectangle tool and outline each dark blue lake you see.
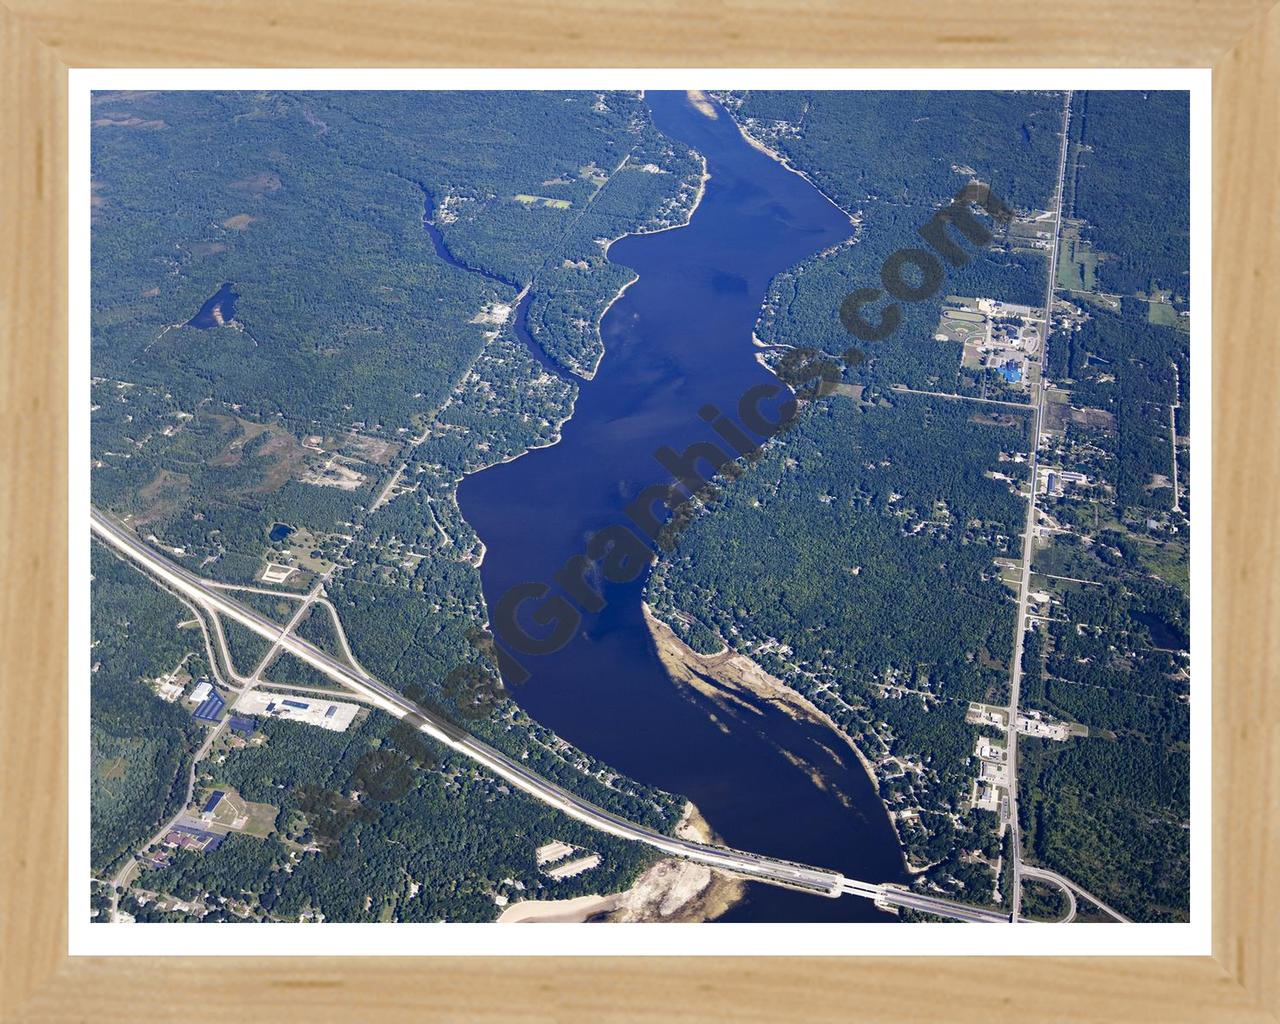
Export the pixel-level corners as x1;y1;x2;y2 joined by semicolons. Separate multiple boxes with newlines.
269;522;294;543
187;282;238;329
1134;610;1187;651
457;91;907;921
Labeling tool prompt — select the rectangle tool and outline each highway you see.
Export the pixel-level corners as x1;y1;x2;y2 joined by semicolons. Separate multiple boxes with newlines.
93;509;853;901
873;884;1010;924
93;507;1025;922
1020;864;1131;923
1003;89;1073;923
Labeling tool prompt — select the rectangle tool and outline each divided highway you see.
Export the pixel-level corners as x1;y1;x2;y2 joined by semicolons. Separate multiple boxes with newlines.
92;507;1010;922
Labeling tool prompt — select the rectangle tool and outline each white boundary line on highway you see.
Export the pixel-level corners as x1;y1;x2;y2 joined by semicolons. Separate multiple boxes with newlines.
69;66;1211;958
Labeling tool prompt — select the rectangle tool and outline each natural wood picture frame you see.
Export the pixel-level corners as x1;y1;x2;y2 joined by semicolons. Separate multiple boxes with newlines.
1;2;1276;1020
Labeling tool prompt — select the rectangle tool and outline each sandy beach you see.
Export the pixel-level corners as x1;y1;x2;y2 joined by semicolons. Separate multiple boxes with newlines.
686;90;719;120
643;603;921;872
714;99;858;231
642;602;885;793
497;801;744;923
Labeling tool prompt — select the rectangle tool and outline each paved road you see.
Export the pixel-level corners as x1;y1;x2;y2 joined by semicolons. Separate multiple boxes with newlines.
1169;359;1182;512
94;508;1025;924
1021;864;1130;923
93;509;855;902
889;385;1034;410
1005;89;1073;923
245;574;328;684
108;716;228;921
868;883;1010;923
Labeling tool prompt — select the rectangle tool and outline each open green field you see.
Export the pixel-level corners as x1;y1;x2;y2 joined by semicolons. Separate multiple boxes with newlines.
1041;387;1073;433
231;587;302;624
236;796;280;838
514;194;572;209
1146;299;1179;327
1031;570;1099;599
199;786;280;838
283;527;335;574
1074;290;1122;313
1133;537;1190;596
936;308;988;348
1056;230;1100;292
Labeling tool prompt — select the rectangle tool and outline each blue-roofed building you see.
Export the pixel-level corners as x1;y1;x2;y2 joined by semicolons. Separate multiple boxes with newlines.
193;692;226;723
229;715;255;735
201;790;226;816
168;823;225;852
281;699;309;710
998;361;1023;384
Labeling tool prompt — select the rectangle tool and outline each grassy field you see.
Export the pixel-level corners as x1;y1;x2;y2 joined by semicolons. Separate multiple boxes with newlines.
514;194;572;209
1056;230;1100;292
1041;387;1073;433
937;308;987;345
1133;537;1190;596
283;527;335;574
1146;299;1179;327
1074;290;1123;313
233;588;301;624
98;755;128;784
199;786;280;838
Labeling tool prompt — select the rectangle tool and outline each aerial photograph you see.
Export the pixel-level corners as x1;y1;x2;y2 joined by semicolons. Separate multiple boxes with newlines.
88;87;1192;927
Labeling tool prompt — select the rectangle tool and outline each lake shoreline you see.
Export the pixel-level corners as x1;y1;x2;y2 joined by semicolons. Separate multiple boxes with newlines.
583;152;711;382
459;90;907;920
642;601;911;876
712;96;858;230
496;800;744;923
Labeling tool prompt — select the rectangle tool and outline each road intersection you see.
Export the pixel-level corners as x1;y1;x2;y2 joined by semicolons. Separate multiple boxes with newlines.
94;506;1019;923
93;95;1093;925
1003;89;1073;923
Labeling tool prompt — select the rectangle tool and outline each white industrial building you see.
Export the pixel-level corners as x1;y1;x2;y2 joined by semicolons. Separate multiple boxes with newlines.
232;690;359;732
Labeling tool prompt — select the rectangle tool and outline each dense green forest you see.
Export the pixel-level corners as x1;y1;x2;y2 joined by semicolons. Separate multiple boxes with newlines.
263;650;346;690
91;91;701;920
647;388;1027;899
1047;298;1187;513
1015;90;1192;921
645;89;1192;919
650;393;1024;691
90;546;204;873
1020;878;1070;921
718;91;1060;397
222;619;274;676
231;588;299;625
122;714;665;922
720;92;1063;211
1019;734;1189;922
293;603;341;657
1068;91;1190;298
93;88;1193;923
91;90;700;585
1019;538;1190;921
